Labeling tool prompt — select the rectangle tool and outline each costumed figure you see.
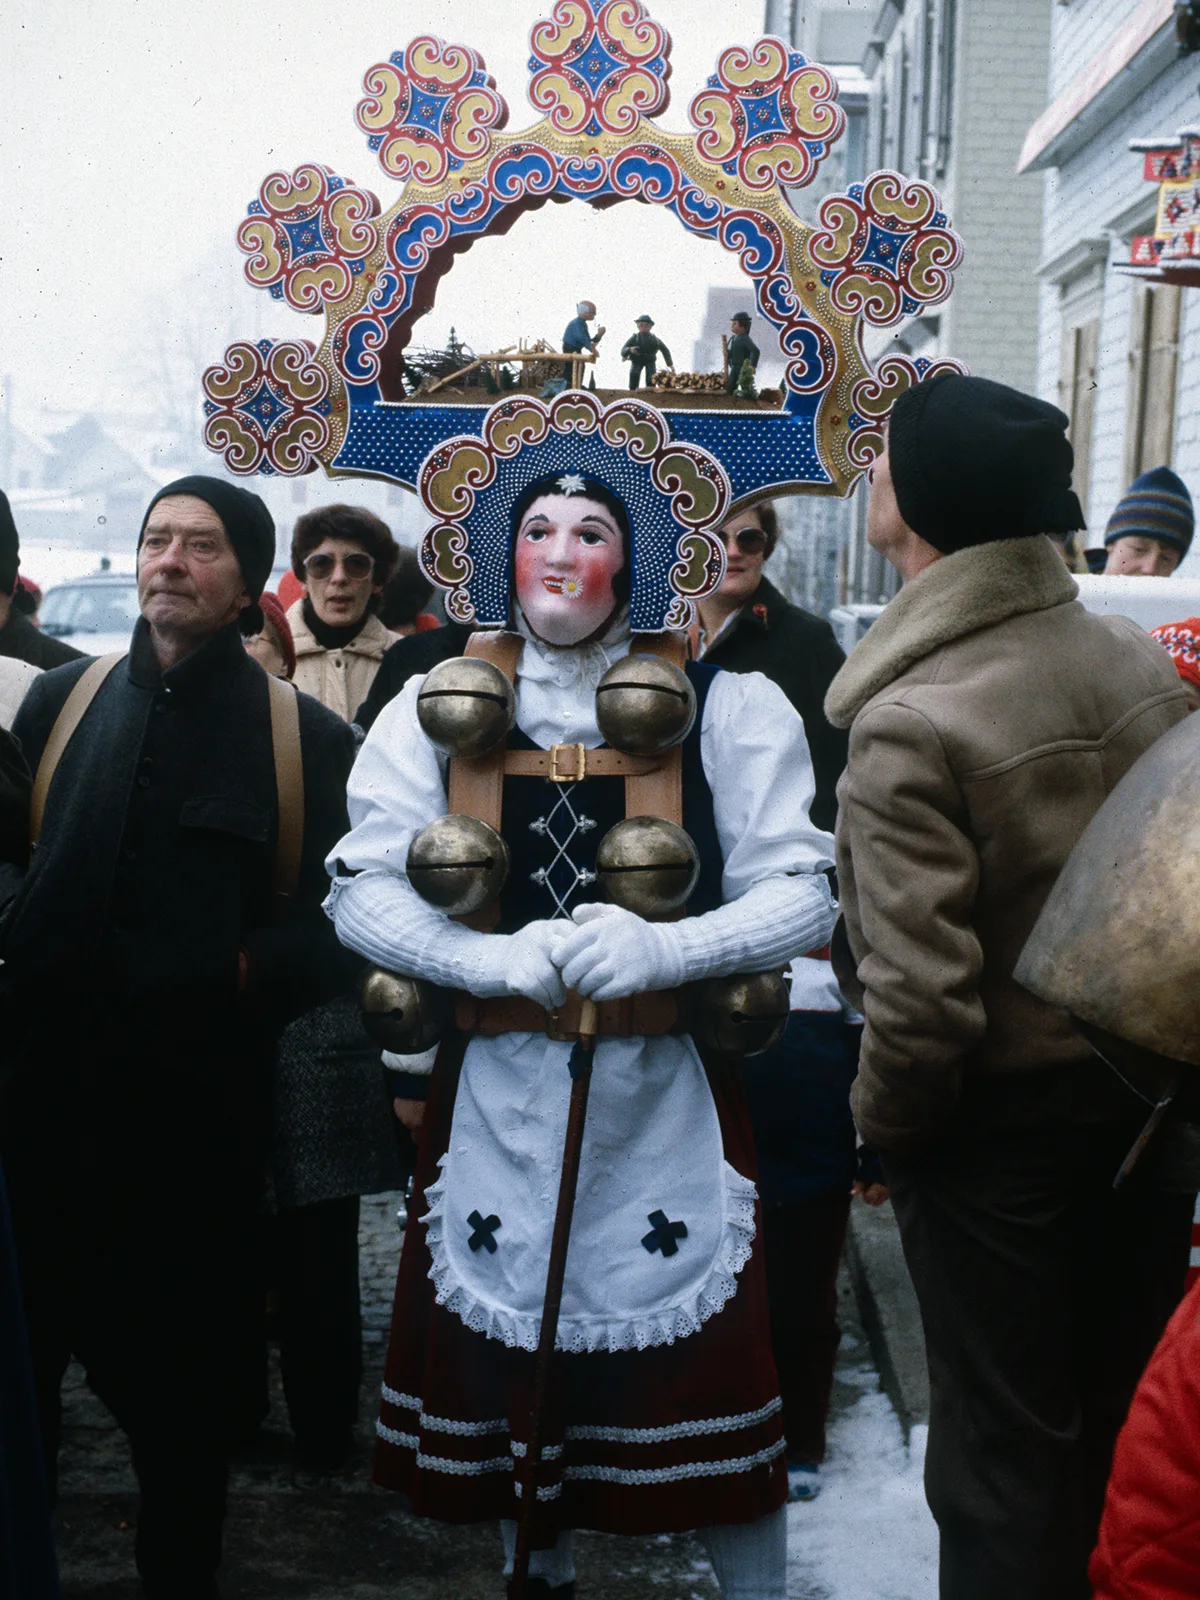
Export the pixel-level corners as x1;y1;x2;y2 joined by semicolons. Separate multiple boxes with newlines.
325;393;836;1599
620;317;673;391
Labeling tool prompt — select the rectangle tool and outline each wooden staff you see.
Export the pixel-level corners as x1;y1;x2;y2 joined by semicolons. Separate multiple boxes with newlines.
508;998;599;1599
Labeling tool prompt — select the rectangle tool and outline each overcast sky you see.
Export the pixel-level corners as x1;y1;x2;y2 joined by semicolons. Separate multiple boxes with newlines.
1;0;770;431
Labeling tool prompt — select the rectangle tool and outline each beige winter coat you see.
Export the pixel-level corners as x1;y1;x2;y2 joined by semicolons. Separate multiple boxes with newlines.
286;601;402;724
825;536;1187;1155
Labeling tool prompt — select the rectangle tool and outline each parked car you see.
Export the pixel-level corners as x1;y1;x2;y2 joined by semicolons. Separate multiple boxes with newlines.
39;571;140;656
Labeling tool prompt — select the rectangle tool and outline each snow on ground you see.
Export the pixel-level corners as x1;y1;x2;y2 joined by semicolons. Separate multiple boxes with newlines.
787;1358;937;1600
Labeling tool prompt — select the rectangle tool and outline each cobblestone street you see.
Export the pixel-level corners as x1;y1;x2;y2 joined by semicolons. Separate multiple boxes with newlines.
54;1192;930;1599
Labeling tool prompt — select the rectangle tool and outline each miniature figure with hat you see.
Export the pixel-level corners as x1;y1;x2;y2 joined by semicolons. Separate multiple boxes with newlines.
620;315;674;390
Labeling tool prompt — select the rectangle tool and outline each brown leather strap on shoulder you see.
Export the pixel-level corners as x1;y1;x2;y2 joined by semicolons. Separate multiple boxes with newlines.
267;673;304;907
464;629;524;678
631;630;688;668
624;632;687;828
447;632;525;929
29;652;125;857
446;632;524;830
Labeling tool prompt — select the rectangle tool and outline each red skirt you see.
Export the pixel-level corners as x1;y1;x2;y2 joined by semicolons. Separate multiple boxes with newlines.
373;1033;787;1541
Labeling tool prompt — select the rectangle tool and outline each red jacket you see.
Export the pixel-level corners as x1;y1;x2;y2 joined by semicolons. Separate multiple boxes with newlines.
1091;1277;1200;1598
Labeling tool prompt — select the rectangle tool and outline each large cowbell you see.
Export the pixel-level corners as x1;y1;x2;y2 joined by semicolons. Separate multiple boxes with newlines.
1016;711;1200;1073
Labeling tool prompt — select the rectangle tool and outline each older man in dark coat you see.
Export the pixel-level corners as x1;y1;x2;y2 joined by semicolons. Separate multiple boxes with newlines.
0;477;358;1600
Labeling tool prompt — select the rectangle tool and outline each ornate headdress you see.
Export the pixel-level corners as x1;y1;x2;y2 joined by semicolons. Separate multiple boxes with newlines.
200;2;965;536
418;390;727;631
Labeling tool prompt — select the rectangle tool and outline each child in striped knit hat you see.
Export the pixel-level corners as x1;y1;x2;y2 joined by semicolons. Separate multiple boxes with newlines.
1102;466;1194;576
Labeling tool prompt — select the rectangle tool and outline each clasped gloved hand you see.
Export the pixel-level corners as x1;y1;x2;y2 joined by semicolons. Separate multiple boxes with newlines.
470;919;568;1010
556;902;686;1002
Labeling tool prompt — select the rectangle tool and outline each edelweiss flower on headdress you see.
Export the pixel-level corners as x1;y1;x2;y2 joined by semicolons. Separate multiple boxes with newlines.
417;392;730;632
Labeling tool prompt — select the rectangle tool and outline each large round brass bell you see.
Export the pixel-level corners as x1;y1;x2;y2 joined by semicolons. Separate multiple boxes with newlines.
359;967;451;1054
416;656;516;758
691;971;790;1058
594;654;696;757
596;815;699;917
407;814;510;916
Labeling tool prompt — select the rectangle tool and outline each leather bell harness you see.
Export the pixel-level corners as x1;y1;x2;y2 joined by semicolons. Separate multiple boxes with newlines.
450;629;688;1042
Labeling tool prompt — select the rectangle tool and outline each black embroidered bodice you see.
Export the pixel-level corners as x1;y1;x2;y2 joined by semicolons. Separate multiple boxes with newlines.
495;660;724;932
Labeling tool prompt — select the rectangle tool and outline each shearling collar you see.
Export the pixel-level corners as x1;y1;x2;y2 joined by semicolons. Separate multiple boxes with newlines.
286;598;395;661
824;535;1077;729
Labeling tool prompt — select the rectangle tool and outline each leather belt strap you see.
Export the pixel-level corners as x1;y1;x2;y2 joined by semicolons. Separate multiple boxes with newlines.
29;652;125;856
502;747;663;779
267;673;304;908
458;988;679;1039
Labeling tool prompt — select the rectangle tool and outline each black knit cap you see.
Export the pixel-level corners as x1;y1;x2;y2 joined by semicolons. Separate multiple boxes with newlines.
888;374;1085;553
0;489;19;597
139;475;275;631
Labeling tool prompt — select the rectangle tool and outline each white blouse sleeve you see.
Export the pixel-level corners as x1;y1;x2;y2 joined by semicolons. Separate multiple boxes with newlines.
700;668;836;900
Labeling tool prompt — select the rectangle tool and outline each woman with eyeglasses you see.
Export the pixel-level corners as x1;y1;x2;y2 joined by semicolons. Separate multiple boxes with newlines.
286;504;405;723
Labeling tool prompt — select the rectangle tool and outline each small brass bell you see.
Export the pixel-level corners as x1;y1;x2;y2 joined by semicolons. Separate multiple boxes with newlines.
407;813;510;916
692;971;790;1057
416;656;516;759
596;815;699;917
595;655;696;756
359;967;451;1054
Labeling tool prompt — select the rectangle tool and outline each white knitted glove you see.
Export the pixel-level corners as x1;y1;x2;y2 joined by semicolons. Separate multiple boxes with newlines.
554;873;836;1003
557;903;686;1002
327;869;566;1008
474;920;568;1010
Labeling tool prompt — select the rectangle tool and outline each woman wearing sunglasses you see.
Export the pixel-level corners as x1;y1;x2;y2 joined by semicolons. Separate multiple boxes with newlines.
287;504;405;723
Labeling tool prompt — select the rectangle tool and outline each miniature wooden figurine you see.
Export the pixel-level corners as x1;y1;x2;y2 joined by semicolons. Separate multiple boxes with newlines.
621;316;674;390
562;300;605;385
725;312;760;397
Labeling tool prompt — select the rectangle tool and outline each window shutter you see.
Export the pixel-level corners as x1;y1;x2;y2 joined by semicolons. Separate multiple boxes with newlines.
1126;284;1181;477
1061;318;1098;517
1141;285;1181;469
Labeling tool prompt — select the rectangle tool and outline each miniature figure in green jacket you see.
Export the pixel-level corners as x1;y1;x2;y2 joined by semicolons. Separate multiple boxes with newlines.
620;316;674;389
726;312;760;396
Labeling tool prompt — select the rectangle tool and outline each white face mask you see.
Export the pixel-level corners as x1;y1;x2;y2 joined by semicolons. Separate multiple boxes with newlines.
513;492;626;647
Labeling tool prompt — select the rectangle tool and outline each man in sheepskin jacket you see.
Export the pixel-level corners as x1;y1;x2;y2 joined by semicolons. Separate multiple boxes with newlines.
826;375;1192;1600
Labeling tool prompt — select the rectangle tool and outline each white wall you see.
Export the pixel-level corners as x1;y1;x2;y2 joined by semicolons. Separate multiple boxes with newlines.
1035;6;1200;576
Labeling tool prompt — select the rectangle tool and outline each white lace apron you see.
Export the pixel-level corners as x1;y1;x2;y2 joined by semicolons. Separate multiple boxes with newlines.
423;1029;757;1354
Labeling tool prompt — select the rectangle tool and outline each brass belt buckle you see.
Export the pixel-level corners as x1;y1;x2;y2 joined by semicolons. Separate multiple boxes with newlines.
549;742;586;783
545;1007;572;1043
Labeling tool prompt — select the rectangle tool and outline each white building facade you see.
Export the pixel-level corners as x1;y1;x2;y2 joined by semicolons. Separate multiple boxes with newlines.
762;0;1052;612
1022;0;1200;576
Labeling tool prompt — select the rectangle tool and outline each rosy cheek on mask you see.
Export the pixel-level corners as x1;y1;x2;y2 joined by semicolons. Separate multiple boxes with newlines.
515;537;623;644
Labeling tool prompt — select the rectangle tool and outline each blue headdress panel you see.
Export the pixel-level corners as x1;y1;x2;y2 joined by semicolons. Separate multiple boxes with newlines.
418;392;728;631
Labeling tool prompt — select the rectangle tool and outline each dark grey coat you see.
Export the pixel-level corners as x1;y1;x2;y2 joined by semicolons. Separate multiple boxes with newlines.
0;616;359;1067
